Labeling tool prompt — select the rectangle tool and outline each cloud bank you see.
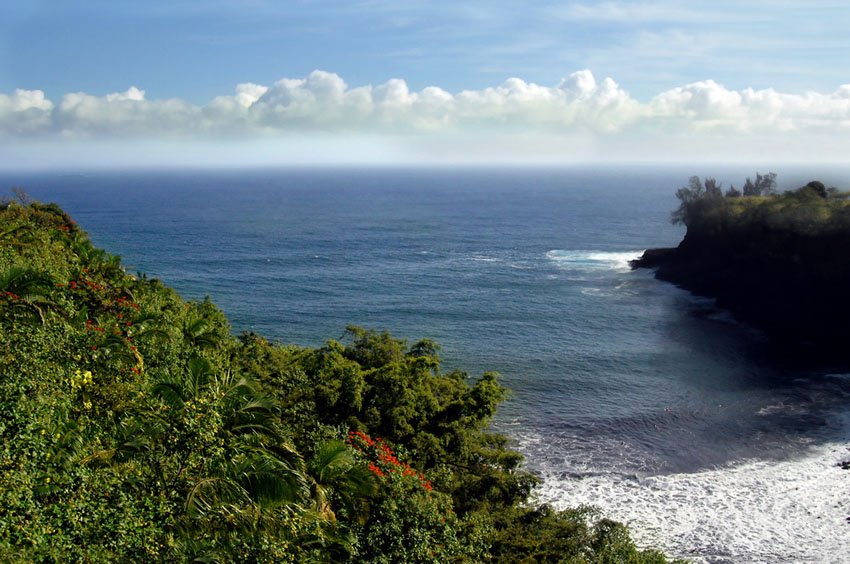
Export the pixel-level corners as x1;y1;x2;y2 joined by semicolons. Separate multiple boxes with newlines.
3;69;850;164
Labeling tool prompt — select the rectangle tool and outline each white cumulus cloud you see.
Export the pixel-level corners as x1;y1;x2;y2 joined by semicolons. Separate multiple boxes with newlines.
0;89;54;134
55;87;201;137
3;70;850;164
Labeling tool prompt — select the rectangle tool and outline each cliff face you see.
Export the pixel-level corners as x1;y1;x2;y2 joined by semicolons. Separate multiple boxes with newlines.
633;221;850;359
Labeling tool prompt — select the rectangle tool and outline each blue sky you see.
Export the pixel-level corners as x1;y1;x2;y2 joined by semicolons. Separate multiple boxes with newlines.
2;1;850;167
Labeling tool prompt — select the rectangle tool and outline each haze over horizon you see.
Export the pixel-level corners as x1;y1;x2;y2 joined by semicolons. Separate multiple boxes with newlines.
3;1;850;167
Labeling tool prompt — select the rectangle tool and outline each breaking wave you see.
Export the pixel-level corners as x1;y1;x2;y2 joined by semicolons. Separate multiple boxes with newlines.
535;439;850;563
546;250;645;273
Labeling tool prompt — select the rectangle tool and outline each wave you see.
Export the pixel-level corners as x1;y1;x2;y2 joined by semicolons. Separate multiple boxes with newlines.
534;440;850;563
546;250;645;273
470;254;502;263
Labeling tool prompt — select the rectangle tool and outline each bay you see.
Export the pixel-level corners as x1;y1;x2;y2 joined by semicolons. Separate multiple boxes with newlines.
6;165;850;562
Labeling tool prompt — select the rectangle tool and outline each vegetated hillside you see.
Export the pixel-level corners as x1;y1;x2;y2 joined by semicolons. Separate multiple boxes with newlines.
0;192;679;563
634;174;850;359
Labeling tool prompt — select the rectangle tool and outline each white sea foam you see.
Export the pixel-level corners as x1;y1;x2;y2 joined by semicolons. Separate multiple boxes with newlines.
581;287;617;297
534;440;850;563
547;249;645;273
756;402;809;417
470;254;501;262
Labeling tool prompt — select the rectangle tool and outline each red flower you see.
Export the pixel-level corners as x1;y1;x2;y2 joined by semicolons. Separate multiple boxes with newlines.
348;430;434;492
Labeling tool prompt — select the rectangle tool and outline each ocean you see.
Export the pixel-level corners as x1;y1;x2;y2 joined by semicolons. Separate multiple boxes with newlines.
6;166;850;562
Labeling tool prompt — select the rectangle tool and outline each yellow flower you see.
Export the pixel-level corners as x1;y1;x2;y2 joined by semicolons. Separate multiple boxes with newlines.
70;369;94;391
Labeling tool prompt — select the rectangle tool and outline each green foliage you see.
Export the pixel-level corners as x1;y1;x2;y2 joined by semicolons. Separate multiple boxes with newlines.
672;174;850;236
0;193;679;562
491;505;682;563
671;176;723;226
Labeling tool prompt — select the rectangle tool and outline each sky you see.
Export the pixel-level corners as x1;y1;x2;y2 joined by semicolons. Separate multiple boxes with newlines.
2;0;850;167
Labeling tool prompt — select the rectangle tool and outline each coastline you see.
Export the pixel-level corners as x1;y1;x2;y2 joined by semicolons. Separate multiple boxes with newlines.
538;433;850;563
626;185;850;560
632;232;850;365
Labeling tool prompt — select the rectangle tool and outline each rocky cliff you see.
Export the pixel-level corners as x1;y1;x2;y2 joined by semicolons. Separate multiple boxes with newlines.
632;201;850;362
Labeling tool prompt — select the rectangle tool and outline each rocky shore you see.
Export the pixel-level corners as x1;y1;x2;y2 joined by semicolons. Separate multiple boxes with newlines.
632;223;850;364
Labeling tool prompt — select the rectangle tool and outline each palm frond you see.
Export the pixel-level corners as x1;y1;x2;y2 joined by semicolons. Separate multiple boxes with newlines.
151;379;187;413
183;316;223;350
0;266;54;299
234;451;309;505
309;440;356;484
98;333;137;363
187;356;213;397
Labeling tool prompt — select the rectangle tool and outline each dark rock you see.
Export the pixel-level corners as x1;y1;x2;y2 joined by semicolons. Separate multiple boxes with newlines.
633;221;850;363
629;247;678;269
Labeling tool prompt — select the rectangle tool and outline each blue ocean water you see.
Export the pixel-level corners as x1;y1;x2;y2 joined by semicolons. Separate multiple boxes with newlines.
6;166;850;561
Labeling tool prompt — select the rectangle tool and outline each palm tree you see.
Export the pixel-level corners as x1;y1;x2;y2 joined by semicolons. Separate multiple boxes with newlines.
0;266;55;324
183;314;223;351
72;238;106;268
307;439;375;523
150;357;311;529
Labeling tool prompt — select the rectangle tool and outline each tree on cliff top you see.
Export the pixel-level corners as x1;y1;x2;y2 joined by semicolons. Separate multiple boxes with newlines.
673;172;781;226
742;172;777;196
671;176;723;225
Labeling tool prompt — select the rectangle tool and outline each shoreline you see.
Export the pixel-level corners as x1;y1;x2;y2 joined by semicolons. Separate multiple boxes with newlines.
537;433;850;562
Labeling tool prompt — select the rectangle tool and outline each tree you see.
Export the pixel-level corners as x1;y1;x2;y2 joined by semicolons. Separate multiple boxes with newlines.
11;187;32;206
743;172;777;196
306;439;375;522
704;177;722;197
671;176;704;225
757;172;778;196
671;176;722;226
805;180;827;198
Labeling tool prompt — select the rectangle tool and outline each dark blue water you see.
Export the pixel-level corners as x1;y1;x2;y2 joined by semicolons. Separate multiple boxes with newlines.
5;167;850;560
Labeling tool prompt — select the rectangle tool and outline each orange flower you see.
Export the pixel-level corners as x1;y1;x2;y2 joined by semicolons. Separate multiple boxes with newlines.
367;463;385;478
